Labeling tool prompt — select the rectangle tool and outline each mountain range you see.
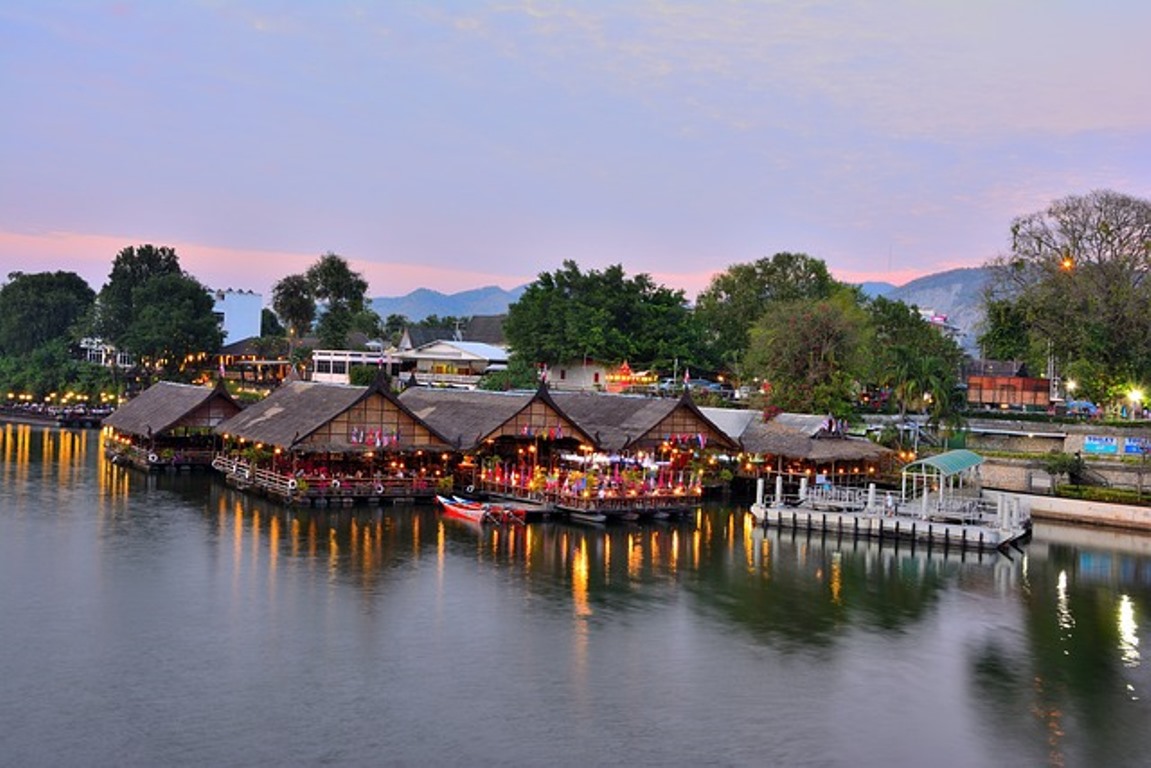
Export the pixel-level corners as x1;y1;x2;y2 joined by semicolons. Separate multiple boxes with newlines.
371;266;990;352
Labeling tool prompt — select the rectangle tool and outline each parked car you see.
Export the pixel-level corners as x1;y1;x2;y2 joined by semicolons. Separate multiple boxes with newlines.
1065;400;1101;417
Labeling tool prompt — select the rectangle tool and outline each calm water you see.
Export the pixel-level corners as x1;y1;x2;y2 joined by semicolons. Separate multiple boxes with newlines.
2;424;1150;767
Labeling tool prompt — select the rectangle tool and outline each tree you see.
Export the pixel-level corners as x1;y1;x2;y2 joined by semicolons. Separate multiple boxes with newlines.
0;271;95;355
120;273;224;378
94;244;182;343
694;253;840;372
976;298;1031;361
272;274;316;345
504;261;698;371
260;308;285;338
985;190;1151;402
866;296;964;424
315;305;354;350
744;290;870;415
382;313;408;346
305;252;368;313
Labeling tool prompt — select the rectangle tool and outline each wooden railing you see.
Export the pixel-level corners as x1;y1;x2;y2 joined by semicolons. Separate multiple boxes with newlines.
212;454;441;502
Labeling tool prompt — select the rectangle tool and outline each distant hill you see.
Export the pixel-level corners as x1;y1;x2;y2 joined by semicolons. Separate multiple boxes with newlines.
370;285;526;322
885;267;990;352
857;281;897;298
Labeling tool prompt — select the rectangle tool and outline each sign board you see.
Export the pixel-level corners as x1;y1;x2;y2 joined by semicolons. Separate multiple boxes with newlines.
1083;435;1119;455
1124;437;1151;456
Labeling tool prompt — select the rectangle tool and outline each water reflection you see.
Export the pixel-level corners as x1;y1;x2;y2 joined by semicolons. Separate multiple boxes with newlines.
4;425;1151;766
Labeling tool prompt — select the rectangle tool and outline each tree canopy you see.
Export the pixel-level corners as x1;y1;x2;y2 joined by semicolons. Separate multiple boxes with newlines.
867;296;964;423
273;253;370;349
272;274;315;343
119;273;224;377
503;261;698;370
984;189;1151;402
0;271;95;355
694;252;841;373
95;244;183;343
743;290;870;415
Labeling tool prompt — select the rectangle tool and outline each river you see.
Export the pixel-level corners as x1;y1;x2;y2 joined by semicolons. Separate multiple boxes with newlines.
1;423;1149;767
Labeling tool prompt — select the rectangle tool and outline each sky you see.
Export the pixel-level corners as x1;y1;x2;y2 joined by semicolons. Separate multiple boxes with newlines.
2;1;1149;303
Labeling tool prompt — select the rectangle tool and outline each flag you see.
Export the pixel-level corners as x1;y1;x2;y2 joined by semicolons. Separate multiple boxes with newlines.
218;359;226;378
683;367;690;384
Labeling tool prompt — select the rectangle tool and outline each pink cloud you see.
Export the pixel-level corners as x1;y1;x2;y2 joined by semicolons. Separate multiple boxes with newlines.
0;229;533;300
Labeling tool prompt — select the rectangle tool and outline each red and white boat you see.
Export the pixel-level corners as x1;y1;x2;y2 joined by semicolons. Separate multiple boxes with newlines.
436;495;525;525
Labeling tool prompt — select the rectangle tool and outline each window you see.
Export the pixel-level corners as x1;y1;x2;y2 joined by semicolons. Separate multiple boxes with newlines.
316;360;332;374
332;361;347;375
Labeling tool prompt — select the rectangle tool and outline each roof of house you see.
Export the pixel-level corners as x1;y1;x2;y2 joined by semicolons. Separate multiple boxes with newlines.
549;390;739;452
463;315;506;346
736;412;894;462
401;340;508;363
103;380;241;437
401;326;456;349
397;385;594;449
216;377;453;451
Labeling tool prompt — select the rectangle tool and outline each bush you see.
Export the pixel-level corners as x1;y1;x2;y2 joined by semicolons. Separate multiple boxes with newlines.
1056;485;1151;507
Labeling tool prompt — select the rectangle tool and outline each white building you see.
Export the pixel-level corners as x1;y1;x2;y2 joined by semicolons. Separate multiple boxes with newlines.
311;348;389;385
212;289;262;343
399;340;508;388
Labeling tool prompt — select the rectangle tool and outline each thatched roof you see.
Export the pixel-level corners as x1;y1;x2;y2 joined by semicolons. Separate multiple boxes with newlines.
217;380;361;446
397;385;595;450
736;412;893;462
103;380;241;438
216;378;453;452
549;391;739;452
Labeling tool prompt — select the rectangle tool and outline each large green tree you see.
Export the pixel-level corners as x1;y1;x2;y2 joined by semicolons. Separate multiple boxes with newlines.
504;261;698;371
744;289;870;415
694;252;840;373
271;274;316;344
273;253;370;349
305;252;368;312
866;296;964;423
0;271;95;355
94;244;182;343
120;273;224;377
985;189;1151;402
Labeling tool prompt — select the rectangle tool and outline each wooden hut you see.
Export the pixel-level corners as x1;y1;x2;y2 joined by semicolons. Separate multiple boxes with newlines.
546;391;740;518
734;412;895;503
102;380;241;471
398;384;595;504
213;377;455;505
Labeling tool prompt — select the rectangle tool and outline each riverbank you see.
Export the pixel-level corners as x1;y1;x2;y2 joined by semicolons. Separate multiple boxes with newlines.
1017;492;1151;533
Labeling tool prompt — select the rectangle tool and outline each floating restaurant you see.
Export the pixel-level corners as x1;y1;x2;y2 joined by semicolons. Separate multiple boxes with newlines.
211;377;456;505
101;380;241;471
104;378;910;523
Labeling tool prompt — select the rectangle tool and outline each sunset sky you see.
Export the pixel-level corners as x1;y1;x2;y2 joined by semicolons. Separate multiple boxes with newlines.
2;1;1149;302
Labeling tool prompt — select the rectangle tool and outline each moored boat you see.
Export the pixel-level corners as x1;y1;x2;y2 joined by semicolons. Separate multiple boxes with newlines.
436;495;526;525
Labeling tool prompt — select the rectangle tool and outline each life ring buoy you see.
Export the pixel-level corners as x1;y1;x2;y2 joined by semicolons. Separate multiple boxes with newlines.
466;484;475;494
374;483;385;495
148;452;158;463
331;479;341;490
287;478;298;491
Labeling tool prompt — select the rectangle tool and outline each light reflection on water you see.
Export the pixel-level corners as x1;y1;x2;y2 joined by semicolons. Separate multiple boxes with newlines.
1;425;1150;766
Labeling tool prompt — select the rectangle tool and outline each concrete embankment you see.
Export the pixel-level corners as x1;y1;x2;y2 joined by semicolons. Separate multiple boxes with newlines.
1016;494;1151;533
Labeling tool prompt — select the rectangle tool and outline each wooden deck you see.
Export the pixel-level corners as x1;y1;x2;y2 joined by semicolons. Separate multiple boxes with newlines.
752;503;1031;552
211;455;439;507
